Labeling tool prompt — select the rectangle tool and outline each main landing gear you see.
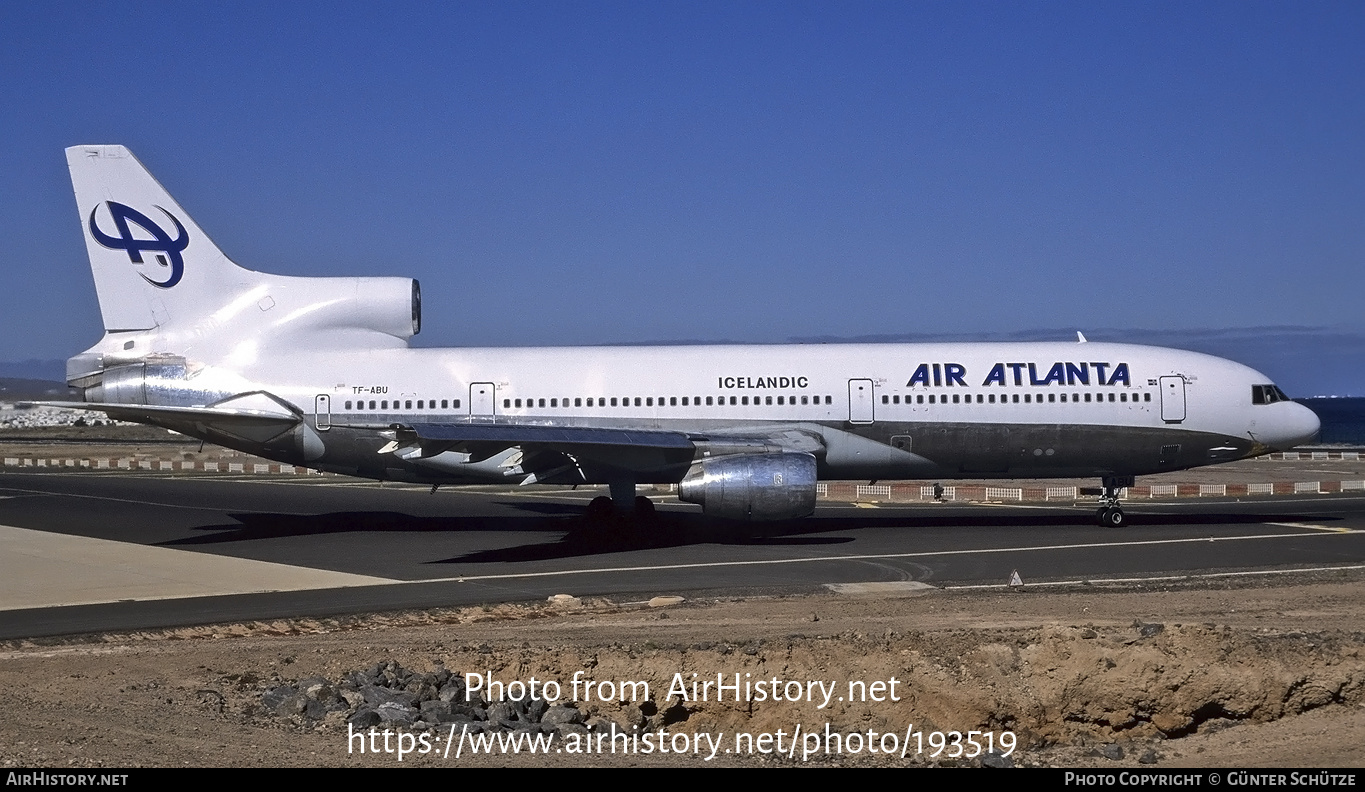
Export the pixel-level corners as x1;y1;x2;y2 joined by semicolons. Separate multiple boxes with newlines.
583;479;657;525
584;495;655;521
1095;475;1134;527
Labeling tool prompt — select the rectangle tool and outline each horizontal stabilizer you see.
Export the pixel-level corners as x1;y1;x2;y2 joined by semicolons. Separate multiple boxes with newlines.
25;401;300;444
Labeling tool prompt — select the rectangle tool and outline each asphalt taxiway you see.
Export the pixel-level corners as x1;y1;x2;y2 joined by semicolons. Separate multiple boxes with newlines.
2;469;1364;639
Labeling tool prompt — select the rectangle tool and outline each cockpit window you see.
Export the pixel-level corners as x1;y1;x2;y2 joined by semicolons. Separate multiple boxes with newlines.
1252;384;1291;404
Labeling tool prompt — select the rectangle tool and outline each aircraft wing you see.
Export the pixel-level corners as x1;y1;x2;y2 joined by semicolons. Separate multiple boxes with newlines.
394;421;697;483
387;421;833;485
410;422;696;450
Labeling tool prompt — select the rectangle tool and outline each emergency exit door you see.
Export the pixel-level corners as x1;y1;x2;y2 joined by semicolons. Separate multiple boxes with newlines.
848;379;875;424
1159;376;1186;423
314;394;331;431
470;382;496;419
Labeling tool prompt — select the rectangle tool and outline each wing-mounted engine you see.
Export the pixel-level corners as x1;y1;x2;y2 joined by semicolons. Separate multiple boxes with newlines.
678;453;818;521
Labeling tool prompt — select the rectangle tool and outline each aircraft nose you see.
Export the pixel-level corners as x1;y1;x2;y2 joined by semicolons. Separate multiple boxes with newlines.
1271;402;1321;450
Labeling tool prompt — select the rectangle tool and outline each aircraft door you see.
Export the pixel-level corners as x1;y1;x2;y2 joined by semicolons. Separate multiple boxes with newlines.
1159;376;1186;423
314;394;331;431
470;382;496;419
848;379;875;424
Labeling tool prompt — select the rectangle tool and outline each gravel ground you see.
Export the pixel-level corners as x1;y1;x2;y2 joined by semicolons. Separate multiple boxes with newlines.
1;570;1362;768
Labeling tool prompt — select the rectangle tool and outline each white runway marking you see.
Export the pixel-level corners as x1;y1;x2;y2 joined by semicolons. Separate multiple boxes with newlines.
945;564;1365;590
0;484;317;516
1266;522;1347;533
409;527;1360;586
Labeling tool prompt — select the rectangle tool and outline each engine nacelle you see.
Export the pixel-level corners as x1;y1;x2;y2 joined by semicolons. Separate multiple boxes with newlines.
678;453;817;521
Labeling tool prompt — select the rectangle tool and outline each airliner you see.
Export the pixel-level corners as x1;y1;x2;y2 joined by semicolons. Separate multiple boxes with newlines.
42;145;1321;527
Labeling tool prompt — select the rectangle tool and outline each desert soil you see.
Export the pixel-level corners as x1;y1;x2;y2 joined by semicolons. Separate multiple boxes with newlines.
1;570;1363;768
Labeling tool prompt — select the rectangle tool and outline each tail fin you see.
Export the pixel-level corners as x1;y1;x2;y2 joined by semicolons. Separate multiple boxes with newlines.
67;145;254;332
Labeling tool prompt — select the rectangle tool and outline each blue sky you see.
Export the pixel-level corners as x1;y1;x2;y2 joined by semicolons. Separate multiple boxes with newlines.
2;2;1362;394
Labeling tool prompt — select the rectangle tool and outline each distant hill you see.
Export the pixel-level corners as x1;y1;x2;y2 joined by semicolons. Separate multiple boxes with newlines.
0;378;79;401
0;361;80;401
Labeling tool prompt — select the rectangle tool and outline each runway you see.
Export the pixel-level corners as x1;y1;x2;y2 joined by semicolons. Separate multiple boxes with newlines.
2;469;1364;639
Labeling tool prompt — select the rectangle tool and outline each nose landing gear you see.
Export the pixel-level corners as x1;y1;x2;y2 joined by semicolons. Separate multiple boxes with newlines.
1096;476;1134;527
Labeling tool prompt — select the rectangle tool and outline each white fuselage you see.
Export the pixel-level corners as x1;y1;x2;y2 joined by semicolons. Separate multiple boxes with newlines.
202;339;1317;483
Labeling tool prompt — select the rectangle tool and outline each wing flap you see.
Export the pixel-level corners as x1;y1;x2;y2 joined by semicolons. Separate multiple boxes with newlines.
410;422;695;449
403;422;696;483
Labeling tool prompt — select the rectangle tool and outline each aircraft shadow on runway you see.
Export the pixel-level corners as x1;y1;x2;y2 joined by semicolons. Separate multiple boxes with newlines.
154;503;1341;566
434;505;1345;564
156;510;572;546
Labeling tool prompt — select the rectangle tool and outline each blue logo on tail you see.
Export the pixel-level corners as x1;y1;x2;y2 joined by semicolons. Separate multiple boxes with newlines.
88;202;189;288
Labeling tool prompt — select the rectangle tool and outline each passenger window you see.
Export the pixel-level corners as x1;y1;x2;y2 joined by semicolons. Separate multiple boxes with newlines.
369;400;376;410
382;400;389;409
634;397;642;407
1144;393;1151;402
405;400;412;409
1108;393;1115;402
1012;394;1019;403
345;401;352;410
1084;393;1092;402
1048;394;1055;403
952;394;960;404
765;396;772;405
672;397;679;406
